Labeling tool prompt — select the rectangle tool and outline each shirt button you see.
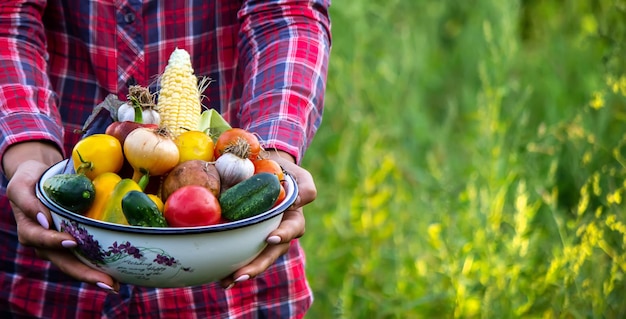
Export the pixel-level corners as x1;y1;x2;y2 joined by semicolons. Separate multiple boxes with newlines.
124;12;135;24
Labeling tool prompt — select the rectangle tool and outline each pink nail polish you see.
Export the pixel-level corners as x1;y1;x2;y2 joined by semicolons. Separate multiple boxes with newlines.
234;274;250;283
96;282;117;294
36;212;49;230
266;235;281;244
61;240;77;248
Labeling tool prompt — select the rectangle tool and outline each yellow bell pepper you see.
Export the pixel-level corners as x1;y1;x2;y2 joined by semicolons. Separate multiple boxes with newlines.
147;194;164;212
98;178;143;225
84;172;122;221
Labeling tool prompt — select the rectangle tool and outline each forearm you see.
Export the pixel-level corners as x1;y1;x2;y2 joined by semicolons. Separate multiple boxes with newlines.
0;0;65;176
265;149;296;164
235;0;332;163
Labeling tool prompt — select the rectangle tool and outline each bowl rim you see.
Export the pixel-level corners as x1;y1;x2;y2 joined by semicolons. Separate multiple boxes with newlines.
36;159;297;234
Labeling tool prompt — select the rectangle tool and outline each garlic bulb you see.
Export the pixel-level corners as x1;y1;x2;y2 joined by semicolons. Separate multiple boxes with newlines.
118;85;161;124
215;152;255;190
117;102;161;125
141;108;161;124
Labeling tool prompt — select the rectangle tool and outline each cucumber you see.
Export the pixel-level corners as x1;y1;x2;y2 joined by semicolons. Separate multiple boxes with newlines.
121;190;168;227
43;173;96;215
219;173;281;221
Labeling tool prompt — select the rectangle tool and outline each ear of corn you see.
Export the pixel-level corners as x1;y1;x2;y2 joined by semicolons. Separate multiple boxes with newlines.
157;48;202;138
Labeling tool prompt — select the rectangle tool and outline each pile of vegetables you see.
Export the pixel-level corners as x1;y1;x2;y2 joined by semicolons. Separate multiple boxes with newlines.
43;48;287;228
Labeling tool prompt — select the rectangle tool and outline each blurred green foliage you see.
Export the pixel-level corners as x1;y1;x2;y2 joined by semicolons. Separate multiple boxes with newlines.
300;0;626;318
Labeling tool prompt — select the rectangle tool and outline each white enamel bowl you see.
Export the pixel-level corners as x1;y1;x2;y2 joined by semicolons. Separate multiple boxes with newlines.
36;159;297;288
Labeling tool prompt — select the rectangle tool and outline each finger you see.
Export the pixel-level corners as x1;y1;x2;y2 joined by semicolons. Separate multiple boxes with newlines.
12;207;76;248
219;210;305;289
36;248;119;293
272;160;316;209
289;167;317;208
17;225;75;250
219;241;291;289
6;161;52;221
7;160;78;248
266;208;306;244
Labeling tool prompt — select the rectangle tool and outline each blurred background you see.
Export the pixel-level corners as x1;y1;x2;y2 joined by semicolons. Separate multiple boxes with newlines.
300;0;626;318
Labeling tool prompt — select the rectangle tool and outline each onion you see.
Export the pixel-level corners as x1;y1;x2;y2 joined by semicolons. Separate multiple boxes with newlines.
124;127;179;188
215;139;255;190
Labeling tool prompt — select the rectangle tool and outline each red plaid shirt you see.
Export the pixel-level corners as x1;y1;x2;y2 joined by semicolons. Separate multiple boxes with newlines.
0;0;331;318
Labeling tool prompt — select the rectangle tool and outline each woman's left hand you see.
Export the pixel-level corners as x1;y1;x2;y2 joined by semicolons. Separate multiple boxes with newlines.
219;150;316;289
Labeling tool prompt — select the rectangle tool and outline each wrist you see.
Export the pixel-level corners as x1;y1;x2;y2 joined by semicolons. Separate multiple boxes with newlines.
2;141;63;179
264;149;296;164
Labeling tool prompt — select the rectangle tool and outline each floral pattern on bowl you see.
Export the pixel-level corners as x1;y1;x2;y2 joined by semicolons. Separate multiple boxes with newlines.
61;220;193;280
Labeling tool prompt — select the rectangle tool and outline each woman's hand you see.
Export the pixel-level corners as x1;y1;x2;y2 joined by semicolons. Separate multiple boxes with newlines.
220;150;317;289
4;142;120;293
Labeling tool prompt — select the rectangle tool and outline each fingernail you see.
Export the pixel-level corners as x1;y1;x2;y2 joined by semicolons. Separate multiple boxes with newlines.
225;282;236;290
266;235;281;244
96;282;118;294
234;274;250;283
36;212;49;230
61;240;77;248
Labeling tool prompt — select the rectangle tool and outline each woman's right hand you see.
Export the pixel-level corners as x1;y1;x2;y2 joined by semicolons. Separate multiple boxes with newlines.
3;142;120;293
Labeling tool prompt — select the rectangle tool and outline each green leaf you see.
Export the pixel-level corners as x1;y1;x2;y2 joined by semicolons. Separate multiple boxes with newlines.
198;109;231;141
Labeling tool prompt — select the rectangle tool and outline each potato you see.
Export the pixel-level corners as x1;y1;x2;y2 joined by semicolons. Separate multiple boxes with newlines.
161;160;221;201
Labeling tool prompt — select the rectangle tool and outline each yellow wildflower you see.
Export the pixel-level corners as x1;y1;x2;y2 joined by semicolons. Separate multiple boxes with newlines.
589;91;604;110
607;190;622;205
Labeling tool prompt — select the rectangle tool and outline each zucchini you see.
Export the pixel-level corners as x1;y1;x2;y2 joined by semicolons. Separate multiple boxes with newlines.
121;190;168;227
43;173;96;215
219;172;281;221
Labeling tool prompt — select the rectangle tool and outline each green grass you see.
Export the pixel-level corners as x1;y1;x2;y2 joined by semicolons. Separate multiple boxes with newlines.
300;0;626;317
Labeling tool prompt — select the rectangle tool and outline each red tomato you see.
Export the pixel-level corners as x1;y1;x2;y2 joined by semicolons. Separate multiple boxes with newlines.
163;185;221;227
214;128;261;161
253;159;285;181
